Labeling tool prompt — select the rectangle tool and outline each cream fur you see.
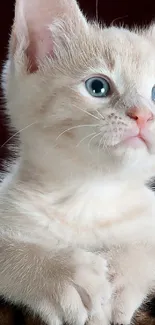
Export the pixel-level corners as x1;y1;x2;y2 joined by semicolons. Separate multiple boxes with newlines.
1;0;155;324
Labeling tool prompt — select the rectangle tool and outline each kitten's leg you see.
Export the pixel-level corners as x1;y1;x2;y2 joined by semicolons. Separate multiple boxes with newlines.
105;246;155;325
88;301;112;325
0;240;111;325
111;286;145;325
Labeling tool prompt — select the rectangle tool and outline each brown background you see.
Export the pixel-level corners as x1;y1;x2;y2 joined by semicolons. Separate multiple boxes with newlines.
0;0;155;166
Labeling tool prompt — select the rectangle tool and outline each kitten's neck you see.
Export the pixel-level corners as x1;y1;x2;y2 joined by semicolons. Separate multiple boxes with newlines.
18;145;120;188
8;145;155;249
17;129;155;187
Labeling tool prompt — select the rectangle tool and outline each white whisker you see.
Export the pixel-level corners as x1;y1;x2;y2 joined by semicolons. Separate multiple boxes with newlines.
102;137;108;151
56;124;99;141
73;105;100;121
96;0;99;21
105;125;113;159
98;136;103;154
88;132;102;154
96;135;105;173
1;121;38;149
76;132;96;147
95;108;105;120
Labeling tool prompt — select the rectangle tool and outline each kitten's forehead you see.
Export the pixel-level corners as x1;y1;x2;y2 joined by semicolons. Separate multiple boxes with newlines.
67;24;155;82
98;27;155;73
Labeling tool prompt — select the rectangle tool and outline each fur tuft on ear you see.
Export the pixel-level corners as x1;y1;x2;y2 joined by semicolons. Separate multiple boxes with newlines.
10;0;87;73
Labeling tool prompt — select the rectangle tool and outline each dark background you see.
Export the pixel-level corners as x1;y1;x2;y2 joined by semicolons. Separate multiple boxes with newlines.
0;0;155;165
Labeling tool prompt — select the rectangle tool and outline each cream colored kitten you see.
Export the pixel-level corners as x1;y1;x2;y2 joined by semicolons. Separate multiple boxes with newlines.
1;0;155;324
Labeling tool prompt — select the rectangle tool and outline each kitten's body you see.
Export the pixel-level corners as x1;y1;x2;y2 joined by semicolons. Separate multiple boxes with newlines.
1;0;155;324
1;148;155;325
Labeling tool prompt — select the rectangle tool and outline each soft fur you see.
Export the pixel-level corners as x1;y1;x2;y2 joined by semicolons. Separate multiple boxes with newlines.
1;0;155;324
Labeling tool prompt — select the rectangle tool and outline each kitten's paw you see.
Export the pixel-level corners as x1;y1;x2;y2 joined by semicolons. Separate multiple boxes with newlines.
61;250;112;325
111;298;135;325
29;250;112;325
73;250;111;310
112;308;131;325
87;301;112;325
111;287;144;325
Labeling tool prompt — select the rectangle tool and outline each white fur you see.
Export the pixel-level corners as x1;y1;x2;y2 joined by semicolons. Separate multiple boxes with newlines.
1;0;155;324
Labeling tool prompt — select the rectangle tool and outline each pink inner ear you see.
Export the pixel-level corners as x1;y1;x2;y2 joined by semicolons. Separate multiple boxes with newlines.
26;28;54;73
11;0;87;73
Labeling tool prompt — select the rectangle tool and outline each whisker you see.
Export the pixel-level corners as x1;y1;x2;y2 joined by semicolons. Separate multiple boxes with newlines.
96;135;104;171
73;104;100;121
56;124;99;141
0;121;38;149
98;136;104;154
96;0;99;21
105;120;114;159
95;108;105;120
111;15;128;25
88;132;102;154
76;132;96;147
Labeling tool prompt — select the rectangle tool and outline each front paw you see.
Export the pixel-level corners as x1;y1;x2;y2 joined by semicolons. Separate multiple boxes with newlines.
60;250;112;325
111;287;144;325
73;250;112;324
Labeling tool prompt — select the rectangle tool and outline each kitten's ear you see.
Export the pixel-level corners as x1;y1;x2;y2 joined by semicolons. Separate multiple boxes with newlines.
10;0;87;72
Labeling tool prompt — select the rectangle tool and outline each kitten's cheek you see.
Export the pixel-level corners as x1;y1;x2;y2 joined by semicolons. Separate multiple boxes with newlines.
141;129;155;147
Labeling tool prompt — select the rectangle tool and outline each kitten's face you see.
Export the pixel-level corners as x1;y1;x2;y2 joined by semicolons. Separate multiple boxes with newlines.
4;0;155;174
49;26;155;155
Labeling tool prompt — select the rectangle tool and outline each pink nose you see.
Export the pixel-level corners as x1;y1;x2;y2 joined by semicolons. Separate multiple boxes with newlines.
127;107;153;128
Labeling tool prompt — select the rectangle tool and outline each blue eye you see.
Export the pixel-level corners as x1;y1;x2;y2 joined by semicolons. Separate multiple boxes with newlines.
85;77;110;98
152;85;155;102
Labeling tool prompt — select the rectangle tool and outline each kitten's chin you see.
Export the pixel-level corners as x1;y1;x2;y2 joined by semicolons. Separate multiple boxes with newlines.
111;137;145;161
110;139;155;180
113;133;155;155
118;129;155;153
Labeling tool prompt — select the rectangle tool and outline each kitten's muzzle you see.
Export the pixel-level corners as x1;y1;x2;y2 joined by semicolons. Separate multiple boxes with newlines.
126;106;153;129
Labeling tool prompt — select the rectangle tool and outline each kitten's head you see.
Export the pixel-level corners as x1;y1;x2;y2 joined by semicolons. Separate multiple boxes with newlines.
3;0;155;179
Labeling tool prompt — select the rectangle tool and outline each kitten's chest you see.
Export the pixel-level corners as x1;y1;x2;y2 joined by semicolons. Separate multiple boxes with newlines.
22;180;155;248
4;179;155;249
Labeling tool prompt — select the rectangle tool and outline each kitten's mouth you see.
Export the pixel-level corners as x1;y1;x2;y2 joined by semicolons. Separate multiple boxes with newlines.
121;127;153;150
122;135;147;149
112;126;152;150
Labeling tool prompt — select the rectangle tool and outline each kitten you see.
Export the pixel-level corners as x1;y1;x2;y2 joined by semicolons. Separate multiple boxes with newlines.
1;0;155;324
